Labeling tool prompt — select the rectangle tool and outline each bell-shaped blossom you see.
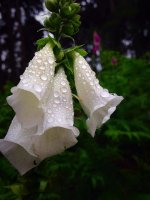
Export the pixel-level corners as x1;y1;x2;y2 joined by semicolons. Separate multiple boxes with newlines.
74;53;123;137
0;68;79;175
7;44;56;128
33;68;79;161
0;117;39;175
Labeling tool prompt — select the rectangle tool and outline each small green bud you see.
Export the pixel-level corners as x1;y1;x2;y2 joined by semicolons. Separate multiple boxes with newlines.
62;23;75;36
61;3;80;18
45;0;59;12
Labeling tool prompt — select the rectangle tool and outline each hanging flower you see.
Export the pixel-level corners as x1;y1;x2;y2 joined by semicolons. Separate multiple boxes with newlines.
74;53;123;137
32;68;79;161
7;44;56;129
0;68;79;175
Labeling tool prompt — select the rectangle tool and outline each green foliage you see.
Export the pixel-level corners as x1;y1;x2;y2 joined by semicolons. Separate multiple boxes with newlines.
0;52;150;199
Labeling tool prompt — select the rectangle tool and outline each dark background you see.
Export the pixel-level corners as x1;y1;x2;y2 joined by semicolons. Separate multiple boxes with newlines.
0;0;150;88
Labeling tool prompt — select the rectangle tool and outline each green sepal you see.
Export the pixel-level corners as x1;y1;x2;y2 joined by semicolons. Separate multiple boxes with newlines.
75;48;88;56
36;35;61;50
53;46;64;62
36;37;52;50
64;45;84;54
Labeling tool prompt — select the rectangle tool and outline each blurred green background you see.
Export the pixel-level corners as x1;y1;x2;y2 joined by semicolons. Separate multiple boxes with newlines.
0;0;150;199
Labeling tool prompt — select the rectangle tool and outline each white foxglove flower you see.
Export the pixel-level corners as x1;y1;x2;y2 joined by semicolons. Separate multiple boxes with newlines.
0;68;79;175
33;68;79;160
74;53;123;137
7;44;56;128
0;117;39;175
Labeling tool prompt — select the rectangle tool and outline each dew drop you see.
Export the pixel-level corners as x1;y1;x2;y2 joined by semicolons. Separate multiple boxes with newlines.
62;87;67;93
22;79;27;84
79;60;83;64
86;72;90;77
48;109;52;114
54;99;60;104
54;92;59;98
95;79;99;84
39;66;45;70
40;74;47;81
101;89;109;97
53;104;57;108
82;65;86;69
34;85;42;93
61;80;66;86
48;58;54;64
20;75;23;80
37;59;42;64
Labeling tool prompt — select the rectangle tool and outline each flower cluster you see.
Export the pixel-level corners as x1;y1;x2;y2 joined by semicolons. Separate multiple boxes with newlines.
0;44;123;175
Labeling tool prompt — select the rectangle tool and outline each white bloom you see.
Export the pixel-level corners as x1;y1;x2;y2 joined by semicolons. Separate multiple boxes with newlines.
0;68;79;175
74;53;123;137
33;68;79;160
7;44;56;128
0;117;39;175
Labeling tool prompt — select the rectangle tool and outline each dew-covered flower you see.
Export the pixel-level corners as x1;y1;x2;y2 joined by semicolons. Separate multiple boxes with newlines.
33;68;79;161
7;44;56;129
0;68;79;175
74;53;123;137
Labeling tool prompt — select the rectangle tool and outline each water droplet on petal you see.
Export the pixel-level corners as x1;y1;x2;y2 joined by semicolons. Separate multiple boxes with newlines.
40;74;47;81
101;89;110;97
82;65;86;69
61;80;66;86
22;79;27;84
20;75;23;80
78;73;81;78
54;99;60;104
48;109;52;114
48;58;54;64
37;59;42;64
54;92;59;98
62;87;67;93
34;85;42;93
40;66;45;70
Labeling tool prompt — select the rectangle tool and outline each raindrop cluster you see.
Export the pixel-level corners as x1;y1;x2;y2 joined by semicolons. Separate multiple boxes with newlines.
19;45;56;98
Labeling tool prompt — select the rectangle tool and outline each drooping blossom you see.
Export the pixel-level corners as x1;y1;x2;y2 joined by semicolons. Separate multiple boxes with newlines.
74;53;123;137
0;68;79;175
7;44;56;129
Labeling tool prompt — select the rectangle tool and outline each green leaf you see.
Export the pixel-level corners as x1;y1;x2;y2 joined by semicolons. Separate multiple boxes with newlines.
76;48;88;56
36;37;51;50
64;45;84;54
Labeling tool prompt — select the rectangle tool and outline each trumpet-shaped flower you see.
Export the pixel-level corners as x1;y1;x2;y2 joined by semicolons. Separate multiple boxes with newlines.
33;68;79;160
7;44;56;128
0;117;39;175
74;53;123;137
0;68;79;175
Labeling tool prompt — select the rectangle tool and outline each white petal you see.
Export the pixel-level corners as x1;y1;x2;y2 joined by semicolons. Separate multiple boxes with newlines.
0;117;39;175
74;53;123;137
33;68;79;160
7;44;56;128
